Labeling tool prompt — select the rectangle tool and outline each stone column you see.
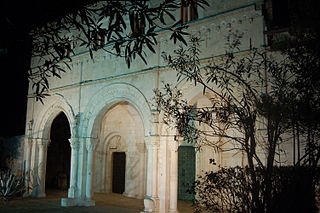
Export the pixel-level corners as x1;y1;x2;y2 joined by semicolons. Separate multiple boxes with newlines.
37;139;49;197
23;138;33;197
30;138;38;194
68;138;80;198
62;138;84;207
168;139;179;213
143;135;159;212
85;138;96;206
24;139;32;173
137;143;146;199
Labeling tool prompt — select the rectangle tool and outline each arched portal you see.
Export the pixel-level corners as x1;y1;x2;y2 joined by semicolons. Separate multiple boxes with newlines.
94;102;146;199
45;112;71;194
175;90;220;203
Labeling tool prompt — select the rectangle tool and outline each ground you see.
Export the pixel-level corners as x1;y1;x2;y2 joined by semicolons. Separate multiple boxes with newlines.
0;190;195;213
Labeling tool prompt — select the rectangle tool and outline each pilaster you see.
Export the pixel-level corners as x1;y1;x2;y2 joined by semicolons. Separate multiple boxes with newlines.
142;135;160;213
168;137;180;213
23;138;36;197
61;137;97;207
67;138;80;198
37;138;49;197
84;138;97;206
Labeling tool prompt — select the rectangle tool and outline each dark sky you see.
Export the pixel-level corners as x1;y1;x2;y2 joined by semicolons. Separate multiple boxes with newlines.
0;0;94;137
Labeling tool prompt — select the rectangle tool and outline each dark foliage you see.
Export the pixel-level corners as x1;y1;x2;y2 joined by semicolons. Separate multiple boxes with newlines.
193;166;319;213
155;29;320;212
0;170;25;201
0;137;21;171
28;0;209;101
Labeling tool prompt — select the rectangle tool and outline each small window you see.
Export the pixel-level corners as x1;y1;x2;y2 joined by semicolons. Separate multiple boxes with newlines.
263;0;290;47
181;0;199;23
130;13;145;37
93;31;105;50
264;0;290;29
272;0;290;29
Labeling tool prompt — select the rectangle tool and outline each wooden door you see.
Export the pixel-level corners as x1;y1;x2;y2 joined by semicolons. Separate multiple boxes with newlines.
112;152;126;194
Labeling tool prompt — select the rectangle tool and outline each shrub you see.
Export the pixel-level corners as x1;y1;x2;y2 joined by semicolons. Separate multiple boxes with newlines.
193;167;256;213
193;166;319;213
0;170;25;201
0;136;21;171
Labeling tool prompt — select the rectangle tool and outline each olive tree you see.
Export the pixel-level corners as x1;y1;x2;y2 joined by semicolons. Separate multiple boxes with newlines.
154;31;320;212
28;0;209;101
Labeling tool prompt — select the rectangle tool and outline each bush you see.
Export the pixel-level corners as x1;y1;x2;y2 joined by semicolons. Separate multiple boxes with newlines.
0;136;21;171
194;167;256;213
0;171;25;201
193;166;319;213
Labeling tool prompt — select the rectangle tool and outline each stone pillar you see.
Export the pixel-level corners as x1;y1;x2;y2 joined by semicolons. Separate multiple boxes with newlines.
168;139;179;213
30;138;38;197
62;138;84;207
37;139;49;197
85;138;96;206
68;138;79;198
23;138;33;196
143;135;159;212
24;139;32;174
137;143;146;199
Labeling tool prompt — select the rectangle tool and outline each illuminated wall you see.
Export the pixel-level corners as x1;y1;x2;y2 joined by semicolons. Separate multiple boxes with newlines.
22;1;292;212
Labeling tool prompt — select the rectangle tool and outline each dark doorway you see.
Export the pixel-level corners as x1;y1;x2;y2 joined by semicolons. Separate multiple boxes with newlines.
178;146;195;201
112;152;126;194
46;112;71;191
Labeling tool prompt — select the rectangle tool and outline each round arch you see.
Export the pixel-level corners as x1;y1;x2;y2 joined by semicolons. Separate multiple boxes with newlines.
92;101;147;198
33;94;76;140
175;79;217;104
28;94;75;198
79;82;153;138
164;80;220;203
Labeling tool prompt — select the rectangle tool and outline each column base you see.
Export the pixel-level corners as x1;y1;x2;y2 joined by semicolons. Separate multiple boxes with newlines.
141;197;159;213
168;210;179;213
23;192;32;198
61;198;76;207
82;199;96;206
61;198;95;207
68;186;77;198
37;192;46;198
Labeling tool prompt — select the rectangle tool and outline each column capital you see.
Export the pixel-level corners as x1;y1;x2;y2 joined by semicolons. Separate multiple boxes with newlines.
35;138;50;146
174;135;184;143
68;138;80;149
24;137;33;146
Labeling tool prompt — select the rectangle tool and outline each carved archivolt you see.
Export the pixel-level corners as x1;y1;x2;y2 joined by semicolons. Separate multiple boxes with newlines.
33;94;75;140
79;82;153;138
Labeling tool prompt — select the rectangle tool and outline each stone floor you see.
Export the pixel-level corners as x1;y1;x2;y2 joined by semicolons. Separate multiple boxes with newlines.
0;190;196;213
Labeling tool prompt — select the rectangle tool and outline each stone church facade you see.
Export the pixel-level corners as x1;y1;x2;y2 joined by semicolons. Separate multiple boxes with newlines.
22;0;293;212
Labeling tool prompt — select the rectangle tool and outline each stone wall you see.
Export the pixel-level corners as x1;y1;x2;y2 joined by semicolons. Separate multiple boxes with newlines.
22;1;297;212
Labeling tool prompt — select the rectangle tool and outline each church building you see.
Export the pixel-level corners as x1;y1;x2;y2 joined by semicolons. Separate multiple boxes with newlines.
22;0;293;212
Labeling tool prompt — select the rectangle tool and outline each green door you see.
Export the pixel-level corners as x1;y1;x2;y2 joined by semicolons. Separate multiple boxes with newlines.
178;146;195;201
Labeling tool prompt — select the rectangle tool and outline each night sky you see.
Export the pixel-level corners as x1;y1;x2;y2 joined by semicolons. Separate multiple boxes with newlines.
0;0;94;137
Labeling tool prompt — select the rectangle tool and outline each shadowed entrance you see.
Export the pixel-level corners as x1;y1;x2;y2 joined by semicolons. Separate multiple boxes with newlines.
112;152;126;194
94;102;146;199
45;112;71;192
